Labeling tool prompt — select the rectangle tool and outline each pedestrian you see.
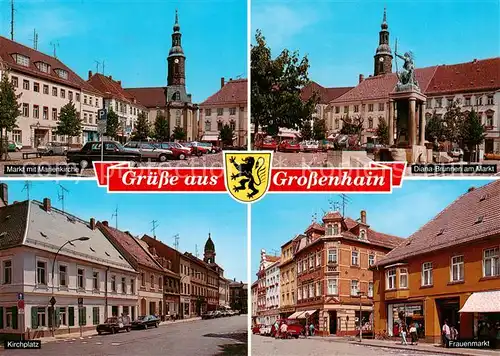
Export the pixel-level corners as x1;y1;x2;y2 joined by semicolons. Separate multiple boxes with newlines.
442;319;451;347
274;320;279;338
409;323;418;345
309;323;315;336
280;322;288;339
400;324;408;345
451;325;459;341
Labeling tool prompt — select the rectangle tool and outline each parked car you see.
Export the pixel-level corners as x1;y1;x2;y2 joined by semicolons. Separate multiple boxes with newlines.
252;324;263;334
300;140;319;153
256;137;278;151
449;147;464;160
96;316;131;335
361;142;384;154
270;319;303;339
278;140;301;153
66;141;142;169
183;142;207;156
37;142;68;156
131;315;160;329
124;141;172;162
154;142;191;160
259;325;272;336
213;310;223;318
484;152;500;160
7;141;22;152
196;142;218;154
202;311;215;320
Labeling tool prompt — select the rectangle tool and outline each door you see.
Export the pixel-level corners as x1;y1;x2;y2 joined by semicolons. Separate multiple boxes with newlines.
329;311;337;335
436;298;460;334
485;139;494;154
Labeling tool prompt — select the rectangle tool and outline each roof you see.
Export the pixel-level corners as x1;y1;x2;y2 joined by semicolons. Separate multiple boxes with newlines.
377;180;500;267
88;73;144;106
205;235;215;252
343;217;403;249
0;36;100;95
0;201;29;250
200;79;247;107
301;81;354;104
98;223;164;272
323;211;343;221
124;87;166;108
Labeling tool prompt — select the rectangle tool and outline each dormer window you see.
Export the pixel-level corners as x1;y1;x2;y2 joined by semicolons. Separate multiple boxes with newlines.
12;54;30;67
359;229;366;240
55;69;68;80
333;224;339;235
35;62;50;73
326;225;333;236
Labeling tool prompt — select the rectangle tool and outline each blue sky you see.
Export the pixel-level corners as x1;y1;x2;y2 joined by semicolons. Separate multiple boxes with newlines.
0;0;247;103
1;180;248;282
252;0;500;87
251;179;495;280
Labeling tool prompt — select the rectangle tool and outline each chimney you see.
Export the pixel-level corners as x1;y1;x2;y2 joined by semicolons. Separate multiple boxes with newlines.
359;74;364;83
117;80;122;86
90;218;96;230
234;278;236;282
468;187;476;193
102;220;109;227
360;210;366;224
88;70;93;80
221;77;225;88
43;198;51;212
229;78;233;81
0;183;8;205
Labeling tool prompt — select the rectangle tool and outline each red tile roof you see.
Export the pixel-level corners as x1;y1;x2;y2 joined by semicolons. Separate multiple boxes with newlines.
124;87;166;108
265;255;280;263
0;201;29;250
344;217;404;249
301;81;354;104
377;180;500;267
0;36;100;95
200;79;247;107
323;211;343;221
426;58;500;95
88;73;144;107
98;223;164;272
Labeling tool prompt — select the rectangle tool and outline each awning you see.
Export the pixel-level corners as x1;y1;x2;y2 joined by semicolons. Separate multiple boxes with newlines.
201;135;219;141
459;291;500;313
287;311;303;319
297;310;318;319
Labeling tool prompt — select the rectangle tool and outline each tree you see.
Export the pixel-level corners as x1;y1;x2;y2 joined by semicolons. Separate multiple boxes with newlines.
376;118;389;146
251;30;318;138
312;117;327;141
219;123;234;147
340;115;364;136
153;113;170;141
442;101;466;145
56;100;81;147
300;120;312;140
461;110;486;163
106;108;120;139
425;111;445;148
172;126;186;141
0;71;21;160
132;112;150;141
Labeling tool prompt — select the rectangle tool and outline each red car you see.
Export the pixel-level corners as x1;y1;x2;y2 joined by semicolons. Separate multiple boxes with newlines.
278;140;301;153
271;319;304;339
182;142;206;156
256;137;277;151
155;142;191;160
252;324;262;334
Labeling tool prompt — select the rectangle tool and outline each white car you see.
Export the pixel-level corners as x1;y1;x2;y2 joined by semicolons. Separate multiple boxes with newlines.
450;148;464;159
124;141;172;162
259;325;272;336
300;140;320;152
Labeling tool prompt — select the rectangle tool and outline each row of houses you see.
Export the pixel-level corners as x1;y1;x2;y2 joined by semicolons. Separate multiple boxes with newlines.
0;183;239;340
0;10;248;148
252;180;500;343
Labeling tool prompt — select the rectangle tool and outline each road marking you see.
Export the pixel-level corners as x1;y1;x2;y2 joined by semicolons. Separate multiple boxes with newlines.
95;342;102;345
111;342;121;346
82;342;87;344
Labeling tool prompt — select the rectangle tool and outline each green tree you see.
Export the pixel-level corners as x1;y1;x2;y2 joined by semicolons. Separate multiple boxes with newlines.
461;109;486;163
425;111;445;148
172;126;187;141
219;123;234;146
376;118;389;146
0;72;22;160
56;100;81;147
300;120;312;140
154;113;170;141
106;108;120;139
312;117;327;141
340;115;364;136
132;112;150;141
442;101;466;145
251;30;318;138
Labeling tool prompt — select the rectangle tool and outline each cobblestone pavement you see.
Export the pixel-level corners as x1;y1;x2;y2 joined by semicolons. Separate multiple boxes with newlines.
3;315;247;356
251;335;457;356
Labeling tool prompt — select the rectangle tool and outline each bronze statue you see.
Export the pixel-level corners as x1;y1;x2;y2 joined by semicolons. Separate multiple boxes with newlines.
395;39;419;88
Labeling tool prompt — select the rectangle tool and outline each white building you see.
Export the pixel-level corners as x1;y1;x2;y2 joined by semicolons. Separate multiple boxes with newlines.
264;260;280;325
251;281;258;322
0;36;103;147
255;249;280;325
0;192;138;339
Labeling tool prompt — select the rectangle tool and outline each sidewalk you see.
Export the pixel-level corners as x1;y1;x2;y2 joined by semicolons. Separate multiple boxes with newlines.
313;336;500;356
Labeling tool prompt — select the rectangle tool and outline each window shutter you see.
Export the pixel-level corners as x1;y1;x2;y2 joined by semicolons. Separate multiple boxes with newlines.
93;307;98;325
0;307;3;329
68;307;74;327
55;307;60;327
12;306;18;329
48;307;53;328
31;307;38;329
82;308;87;326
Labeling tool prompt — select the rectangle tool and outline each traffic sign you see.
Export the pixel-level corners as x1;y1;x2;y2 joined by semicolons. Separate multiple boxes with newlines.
97;109;107;121
17;293;24;300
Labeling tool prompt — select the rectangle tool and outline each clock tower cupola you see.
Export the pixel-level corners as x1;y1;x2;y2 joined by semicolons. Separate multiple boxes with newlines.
374;7;393;76
167;9;186;86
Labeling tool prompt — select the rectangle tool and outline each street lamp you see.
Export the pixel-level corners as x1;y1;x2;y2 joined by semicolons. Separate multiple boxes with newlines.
358;291;366;342
50;237;90;335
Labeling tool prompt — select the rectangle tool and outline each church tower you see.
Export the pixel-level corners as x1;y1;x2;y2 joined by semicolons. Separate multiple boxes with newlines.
167;10;186;87
374;8;393;76
204;233;216;264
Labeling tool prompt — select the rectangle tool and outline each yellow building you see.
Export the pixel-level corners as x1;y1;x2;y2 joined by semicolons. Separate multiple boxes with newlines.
279;236;301;318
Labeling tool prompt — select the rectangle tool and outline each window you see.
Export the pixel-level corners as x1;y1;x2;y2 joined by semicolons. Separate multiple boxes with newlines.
368;282;373;297
316;281;321;296
335;118;340;129
33;82;40;92
447;97;454;107
89;97;93;106
33;105;39;119
326;225;333;235
351;251;359;266
379;103;384;111
68;91;73;101
77;268;85;289
359;230;366;240
309;283;314;297
436;98;442;108
297;260;302;273
422;262;433;286
14;54;30;66
122;277;126;294
344;106;348;113
111;275;116;292
92;307;99;325
131;279;135;294
52;87;57;96
43;107;48;120
400;268;408;288
487;115;493;127
204;120;210;131
484;248;499;277
23;80;29;90
150;274;155;289
59;265;67;287
37;307;46;327
350;280;359;296
230;120;236;131
76;93;80;102
386;269;396;289
451;255;464;282
93;271;99;290
327;279;337;295
11;76;18;87
204;108;212;116
55;69;68;79
229;107;236;115
159;277;163;291
59;307;66;326
465;97;471;106
309;255;314;269
487;95;494;105
3;260;12;284
37;261;46;285
426;100;431;109
369;254;375;267
36;62;50;73
217;108;223;116
328;249;337;263
368;118;373;129
89;114;93;124
368;104;374;112
316;253;320;266
83;113;88;123
43;84;49;94
476;96;483;106
298;287;302;300
61;89;65;99
12;130;21;143
52;108;57;121
354;105;359;113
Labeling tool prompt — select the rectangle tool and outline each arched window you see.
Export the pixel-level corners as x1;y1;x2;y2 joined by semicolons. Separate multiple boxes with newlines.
230;119;236;131
172;91;180;101
204;120;211;131
368;117;374;129
217;120;223;131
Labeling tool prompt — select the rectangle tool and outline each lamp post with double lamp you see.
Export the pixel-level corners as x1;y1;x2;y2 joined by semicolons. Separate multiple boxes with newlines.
50;237;90;336
358;291;366;342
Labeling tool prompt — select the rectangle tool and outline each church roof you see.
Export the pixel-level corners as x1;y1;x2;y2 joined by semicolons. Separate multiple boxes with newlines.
300;81;354;104
204;235;215;252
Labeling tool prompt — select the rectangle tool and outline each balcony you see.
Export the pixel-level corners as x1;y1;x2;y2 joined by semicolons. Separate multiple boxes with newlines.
385;288;410;300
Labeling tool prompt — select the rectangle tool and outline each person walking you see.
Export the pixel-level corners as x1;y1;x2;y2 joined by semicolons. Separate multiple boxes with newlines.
400;324;408;345
309;323;315;336
280;322;288;339
409;323;418;345
274;321;280;339
442;320;451;347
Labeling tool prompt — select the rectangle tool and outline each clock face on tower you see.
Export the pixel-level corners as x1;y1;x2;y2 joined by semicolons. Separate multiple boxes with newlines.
379;57;384;62
174;58;179;64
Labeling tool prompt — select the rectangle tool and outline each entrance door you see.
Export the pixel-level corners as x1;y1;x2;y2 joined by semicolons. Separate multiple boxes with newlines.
436;298;460;333
329;311;337;335
34;129;47;147
485;139;494;154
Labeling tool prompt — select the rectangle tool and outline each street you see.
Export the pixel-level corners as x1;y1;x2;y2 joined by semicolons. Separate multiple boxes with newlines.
251;335;456;356
3;315;247;356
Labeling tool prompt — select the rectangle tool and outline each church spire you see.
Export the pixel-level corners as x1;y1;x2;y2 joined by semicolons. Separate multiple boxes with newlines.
374;7;393;76
167;9;186;86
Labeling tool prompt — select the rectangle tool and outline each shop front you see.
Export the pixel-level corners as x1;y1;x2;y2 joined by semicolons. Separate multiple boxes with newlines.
459;290;500;346
180;296;190;318
387;301;425;338
83;126;99;143
165;296;179;318
279;306;295;319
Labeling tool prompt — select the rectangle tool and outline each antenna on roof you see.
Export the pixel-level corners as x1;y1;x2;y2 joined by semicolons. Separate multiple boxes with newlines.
31;29;38;50
173;233;180;250
111;206;118;229
50;41;59;59
57;183;69;212
338;194;351;217
235;73;244;79
10;0;15;41
102;60;105;75
150;220;159;239
271;249;279;256
21;181;32;200
94;60;100;73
